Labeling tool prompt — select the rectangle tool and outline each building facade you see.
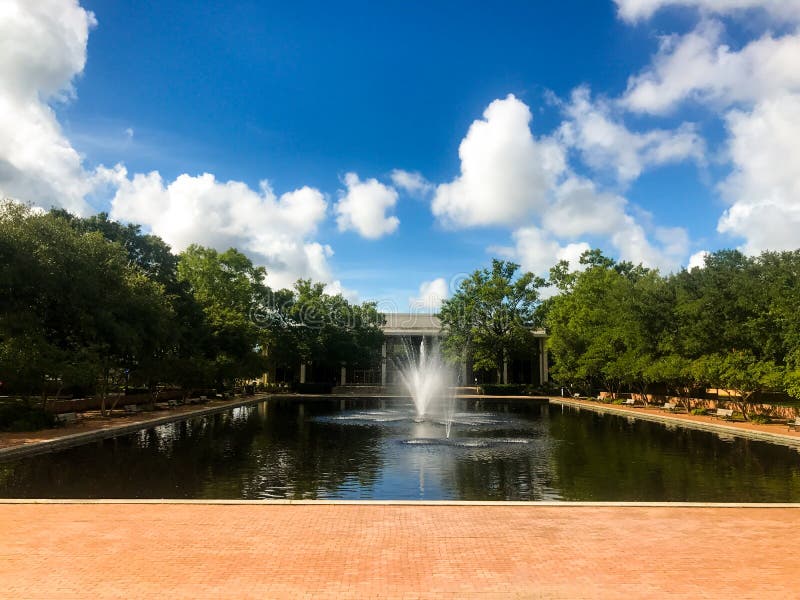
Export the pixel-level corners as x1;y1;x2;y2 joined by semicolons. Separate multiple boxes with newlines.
334;313;549;387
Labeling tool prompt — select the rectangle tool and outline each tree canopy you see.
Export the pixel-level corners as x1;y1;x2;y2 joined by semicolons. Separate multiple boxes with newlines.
0;202;384;413
438;259;543;382
542;248;800;418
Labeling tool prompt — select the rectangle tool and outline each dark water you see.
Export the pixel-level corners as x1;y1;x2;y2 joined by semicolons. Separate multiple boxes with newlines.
1;398;799;501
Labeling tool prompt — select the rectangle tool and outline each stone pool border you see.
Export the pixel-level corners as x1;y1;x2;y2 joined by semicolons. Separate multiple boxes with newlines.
549;396;800;449
1;498;800;507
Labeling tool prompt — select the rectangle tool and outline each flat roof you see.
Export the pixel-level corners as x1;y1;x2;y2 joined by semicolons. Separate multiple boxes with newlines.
380;313;546;337
382;313;441;336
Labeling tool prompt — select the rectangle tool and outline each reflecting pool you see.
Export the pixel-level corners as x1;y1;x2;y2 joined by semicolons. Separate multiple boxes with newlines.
1;397;799;501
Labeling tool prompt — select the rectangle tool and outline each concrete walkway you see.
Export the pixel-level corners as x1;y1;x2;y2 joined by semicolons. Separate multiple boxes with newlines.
1;502;798;598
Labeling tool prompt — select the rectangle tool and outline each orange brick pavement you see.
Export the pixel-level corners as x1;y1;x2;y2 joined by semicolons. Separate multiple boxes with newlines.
1;503;798;598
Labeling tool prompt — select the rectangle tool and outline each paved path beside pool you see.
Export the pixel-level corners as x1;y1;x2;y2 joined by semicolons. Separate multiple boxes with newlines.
1;502;798;599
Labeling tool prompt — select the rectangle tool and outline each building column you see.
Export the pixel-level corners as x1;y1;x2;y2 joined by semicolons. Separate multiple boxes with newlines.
340;366;347;386
502;352;508;385
380;341;387;386
299;362;306;384
538;338;549;384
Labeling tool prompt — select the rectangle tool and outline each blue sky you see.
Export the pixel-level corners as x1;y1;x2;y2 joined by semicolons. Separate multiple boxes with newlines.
3;0;800;310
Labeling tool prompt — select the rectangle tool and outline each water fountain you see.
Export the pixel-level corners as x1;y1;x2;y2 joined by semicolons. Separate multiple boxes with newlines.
396;338;456;436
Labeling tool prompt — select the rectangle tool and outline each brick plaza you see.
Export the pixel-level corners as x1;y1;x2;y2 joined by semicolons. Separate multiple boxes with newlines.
1;502;798;598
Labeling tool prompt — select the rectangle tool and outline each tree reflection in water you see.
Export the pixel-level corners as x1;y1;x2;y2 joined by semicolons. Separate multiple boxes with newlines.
1;400;800;501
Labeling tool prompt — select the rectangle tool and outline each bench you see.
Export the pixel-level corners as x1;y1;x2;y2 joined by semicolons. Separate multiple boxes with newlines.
168;399;178;409
788;417;800;431
711;408;734;421
124;404;140;414
659;402;677;412
621;399;638;407
55;412;78;425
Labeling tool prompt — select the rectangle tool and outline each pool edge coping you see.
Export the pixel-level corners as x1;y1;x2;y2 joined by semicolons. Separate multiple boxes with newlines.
1;498;800;507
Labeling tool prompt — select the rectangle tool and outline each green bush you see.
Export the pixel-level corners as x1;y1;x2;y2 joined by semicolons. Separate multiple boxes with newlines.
611;399;625;405
691;408;708;416
0;401;56;432
480;384;526;396
749;414;770;424
294;382;333;394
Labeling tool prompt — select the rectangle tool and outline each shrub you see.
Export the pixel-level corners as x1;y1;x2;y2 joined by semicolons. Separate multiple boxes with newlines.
749;414;770;424
480;384;526;396
691;408;708;416
0;401;56;432
294;382;333;394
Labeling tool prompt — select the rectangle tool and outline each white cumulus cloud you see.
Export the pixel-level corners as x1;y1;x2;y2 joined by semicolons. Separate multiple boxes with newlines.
109;169;348;291
335;172;400;239
614;0;800;23
431;94;566;228
544;177;689;272
623;21;800;114
717;94;800;253
493;227;591;277
0;0;98;214
409;277;449;312
688;250;710;269
390;169;433;197
560;87;705;183
542;177;629;238
617;14;800;256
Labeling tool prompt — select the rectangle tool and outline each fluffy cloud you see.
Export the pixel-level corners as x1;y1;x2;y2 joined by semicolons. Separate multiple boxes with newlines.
0;1;358;295
542;177;628;238
623;21;800;114
390;169;433;196
618;12;800;256
0;0;98;214
335;172;400;239
431;94;566;228
612;218;689;271
108;169;346;290
560;87;705;183
409;277;449;311
614;0;800;23
496;226;591;276
543;177;688;272
717;94;800;253
432;93;693;274
688;250;710;269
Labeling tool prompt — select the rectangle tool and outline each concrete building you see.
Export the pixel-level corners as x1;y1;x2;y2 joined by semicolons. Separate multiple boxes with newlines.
335;313;549;387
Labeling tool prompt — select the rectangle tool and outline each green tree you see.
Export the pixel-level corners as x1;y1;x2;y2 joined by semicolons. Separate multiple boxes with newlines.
439;259;542;383
694;352;784;420
0;202;174;415
544;250;664;397
177;245;269;387
262;280;384;380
